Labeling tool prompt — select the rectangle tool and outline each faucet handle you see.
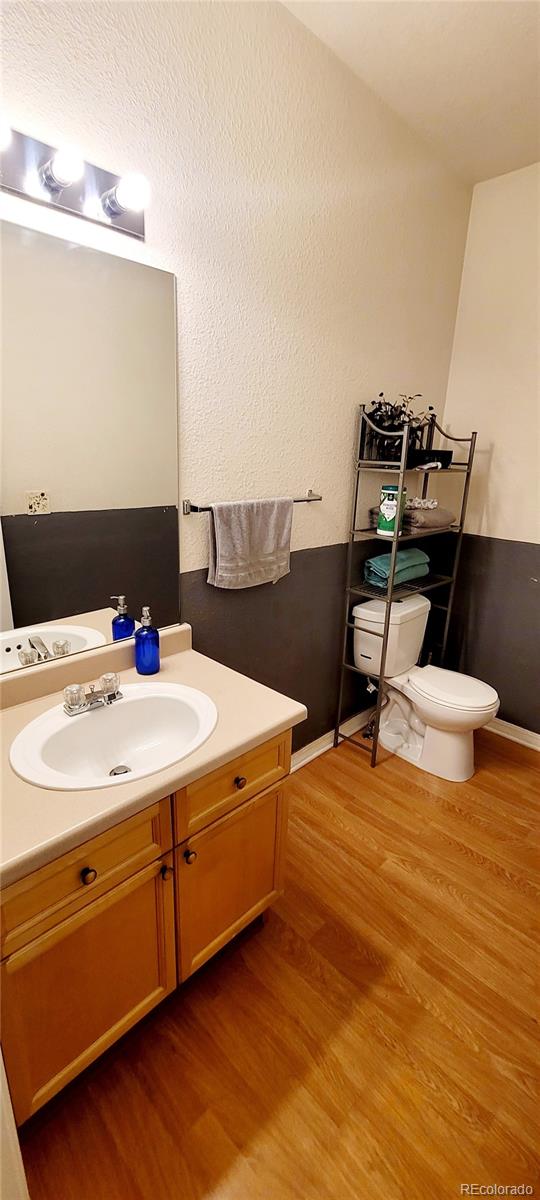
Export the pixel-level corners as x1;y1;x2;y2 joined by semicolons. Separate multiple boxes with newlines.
53;638;71;658
100;672;121;699
63;683;86;713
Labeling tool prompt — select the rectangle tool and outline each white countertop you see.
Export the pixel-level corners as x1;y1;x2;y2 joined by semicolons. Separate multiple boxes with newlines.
0;648;306;887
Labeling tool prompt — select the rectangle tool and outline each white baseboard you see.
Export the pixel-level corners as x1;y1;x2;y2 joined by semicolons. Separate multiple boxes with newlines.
292;711;539;773
291;708;374;773
487;717;540;751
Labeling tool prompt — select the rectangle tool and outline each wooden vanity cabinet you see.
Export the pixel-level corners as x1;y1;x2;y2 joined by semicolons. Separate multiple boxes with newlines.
1;798;173;959
1;730;292;1125
176;784;287;980
172;730;291;980
173;731;291;841
1;853;176;1125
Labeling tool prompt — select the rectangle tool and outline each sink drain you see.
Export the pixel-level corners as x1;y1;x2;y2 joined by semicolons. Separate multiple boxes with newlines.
109;764;131;777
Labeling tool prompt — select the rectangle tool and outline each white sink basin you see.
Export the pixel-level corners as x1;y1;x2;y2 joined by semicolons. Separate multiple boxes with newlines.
1;623;107;674
9;683;218;791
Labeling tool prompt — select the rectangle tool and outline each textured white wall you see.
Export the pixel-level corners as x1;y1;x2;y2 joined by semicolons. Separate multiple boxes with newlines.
2;1;471;571
445;163;540;543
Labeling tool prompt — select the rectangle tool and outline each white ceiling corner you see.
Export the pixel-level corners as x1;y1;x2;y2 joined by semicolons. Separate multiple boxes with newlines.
282;0;540;183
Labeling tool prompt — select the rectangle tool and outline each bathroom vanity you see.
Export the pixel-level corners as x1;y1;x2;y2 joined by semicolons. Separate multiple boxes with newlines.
0;210;309;1168
0;218;308;1151
0;630;306;1126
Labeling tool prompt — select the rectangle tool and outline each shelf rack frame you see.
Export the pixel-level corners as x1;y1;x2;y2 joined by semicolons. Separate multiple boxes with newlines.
333;406;477;767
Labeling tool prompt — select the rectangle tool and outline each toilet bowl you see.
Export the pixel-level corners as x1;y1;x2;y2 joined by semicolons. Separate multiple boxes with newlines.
352;597;499;782
380;665;499;781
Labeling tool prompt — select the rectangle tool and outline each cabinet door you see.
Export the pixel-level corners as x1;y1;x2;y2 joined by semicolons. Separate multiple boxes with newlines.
1;855;176;1125
176;785;287;981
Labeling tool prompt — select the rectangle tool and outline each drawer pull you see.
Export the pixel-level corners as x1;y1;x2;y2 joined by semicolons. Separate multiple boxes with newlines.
234;775;247;790
80;866;98;886
160;864;174;880
183;849;198;865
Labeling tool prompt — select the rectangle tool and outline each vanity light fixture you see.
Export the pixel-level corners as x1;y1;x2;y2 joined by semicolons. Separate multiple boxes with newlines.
1;128;147;240
101;172;151;217
39;146;84;193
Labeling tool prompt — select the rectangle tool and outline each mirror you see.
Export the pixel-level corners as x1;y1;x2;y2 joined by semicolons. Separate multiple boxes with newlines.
0;221;179;674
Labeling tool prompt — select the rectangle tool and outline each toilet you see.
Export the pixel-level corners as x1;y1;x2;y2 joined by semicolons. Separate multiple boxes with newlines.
352;596;499;782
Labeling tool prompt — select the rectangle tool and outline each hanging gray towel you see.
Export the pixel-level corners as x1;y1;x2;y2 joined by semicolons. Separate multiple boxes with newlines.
207;498;294;589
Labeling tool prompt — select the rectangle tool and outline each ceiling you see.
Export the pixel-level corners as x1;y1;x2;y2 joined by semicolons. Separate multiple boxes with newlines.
283;1;540;183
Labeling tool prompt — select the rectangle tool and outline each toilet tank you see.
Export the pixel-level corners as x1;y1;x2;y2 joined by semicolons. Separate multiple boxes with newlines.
352;595;430;678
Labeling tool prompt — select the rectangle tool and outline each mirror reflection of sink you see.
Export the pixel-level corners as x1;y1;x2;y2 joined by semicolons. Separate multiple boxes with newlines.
9;683;218;790
1;624;107;674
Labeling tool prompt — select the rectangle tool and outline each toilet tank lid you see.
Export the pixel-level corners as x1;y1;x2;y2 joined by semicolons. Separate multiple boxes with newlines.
352;595;430;627
408;665;499;710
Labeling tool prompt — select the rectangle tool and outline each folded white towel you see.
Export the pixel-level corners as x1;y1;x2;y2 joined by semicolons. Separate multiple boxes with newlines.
406;497;438;510
207;498;294;589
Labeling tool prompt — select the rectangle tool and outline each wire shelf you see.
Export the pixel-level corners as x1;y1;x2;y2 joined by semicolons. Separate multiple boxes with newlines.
355;461;469;473
334;405;477;768
347;574;454;602
351;525;460;542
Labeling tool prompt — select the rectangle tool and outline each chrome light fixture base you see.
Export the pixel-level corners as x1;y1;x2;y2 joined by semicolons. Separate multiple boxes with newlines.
0;128;146;240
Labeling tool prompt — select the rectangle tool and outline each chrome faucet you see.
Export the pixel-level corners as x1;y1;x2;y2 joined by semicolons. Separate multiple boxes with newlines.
63;673;122;716
28;635;52;661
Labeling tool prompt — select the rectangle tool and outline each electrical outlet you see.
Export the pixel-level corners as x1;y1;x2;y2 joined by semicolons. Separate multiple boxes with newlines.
25;491;51;515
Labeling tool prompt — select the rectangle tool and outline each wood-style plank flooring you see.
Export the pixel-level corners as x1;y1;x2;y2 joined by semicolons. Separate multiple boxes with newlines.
20;731;540;1199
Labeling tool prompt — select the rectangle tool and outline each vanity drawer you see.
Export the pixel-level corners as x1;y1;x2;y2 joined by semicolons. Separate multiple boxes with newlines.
173;730;291;841
1;798;173;958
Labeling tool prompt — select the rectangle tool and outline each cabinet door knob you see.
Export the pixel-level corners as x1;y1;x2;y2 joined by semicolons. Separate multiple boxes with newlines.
234;775;247;790
80;866;97;885
183;849;198;865
160;864;174;880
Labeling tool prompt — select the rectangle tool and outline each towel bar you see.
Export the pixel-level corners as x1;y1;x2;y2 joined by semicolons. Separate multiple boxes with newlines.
182;490;322;515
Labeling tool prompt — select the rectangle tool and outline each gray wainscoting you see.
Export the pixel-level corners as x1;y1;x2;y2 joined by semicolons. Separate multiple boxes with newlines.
180;543;367;752
180;533;457;752
182;531;539;753
448;534;540;733
2;506;179;629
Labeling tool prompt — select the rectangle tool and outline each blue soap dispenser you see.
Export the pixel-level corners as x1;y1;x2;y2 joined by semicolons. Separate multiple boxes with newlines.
135;606;160;675
111;595;135;641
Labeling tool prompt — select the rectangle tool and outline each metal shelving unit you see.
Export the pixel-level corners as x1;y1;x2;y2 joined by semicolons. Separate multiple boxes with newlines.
334;406;476;766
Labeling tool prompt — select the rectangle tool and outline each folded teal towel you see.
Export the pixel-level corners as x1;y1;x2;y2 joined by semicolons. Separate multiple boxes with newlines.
365;561;429;588
364;547;430;588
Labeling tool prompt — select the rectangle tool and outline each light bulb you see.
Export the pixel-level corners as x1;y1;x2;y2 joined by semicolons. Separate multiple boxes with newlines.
49;146;84;187
0;120;12;152
105;172;150;215
100;172;150;218
115;172;150;212
39;145;84;192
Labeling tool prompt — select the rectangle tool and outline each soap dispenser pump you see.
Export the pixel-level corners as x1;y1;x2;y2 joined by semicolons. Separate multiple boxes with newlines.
111;595;135;641
135;606;160;675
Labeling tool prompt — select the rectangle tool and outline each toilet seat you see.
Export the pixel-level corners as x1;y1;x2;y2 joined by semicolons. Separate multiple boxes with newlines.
407;665;498;712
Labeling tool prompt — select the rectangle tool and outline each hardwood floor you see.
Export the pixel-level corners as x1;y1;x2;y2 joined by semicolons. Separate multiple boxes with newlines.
19;731;540;1199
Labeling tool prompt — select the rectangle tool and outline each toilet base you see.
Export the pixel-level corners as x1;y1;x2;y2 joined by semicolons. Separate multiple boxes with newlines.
379;694;475;782
419;725;474;782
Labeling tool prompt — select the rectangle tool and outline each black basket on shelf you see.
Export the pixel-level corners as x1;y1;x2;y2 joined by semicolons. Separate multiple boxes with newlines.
359;396;437;466
406;448;453;469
